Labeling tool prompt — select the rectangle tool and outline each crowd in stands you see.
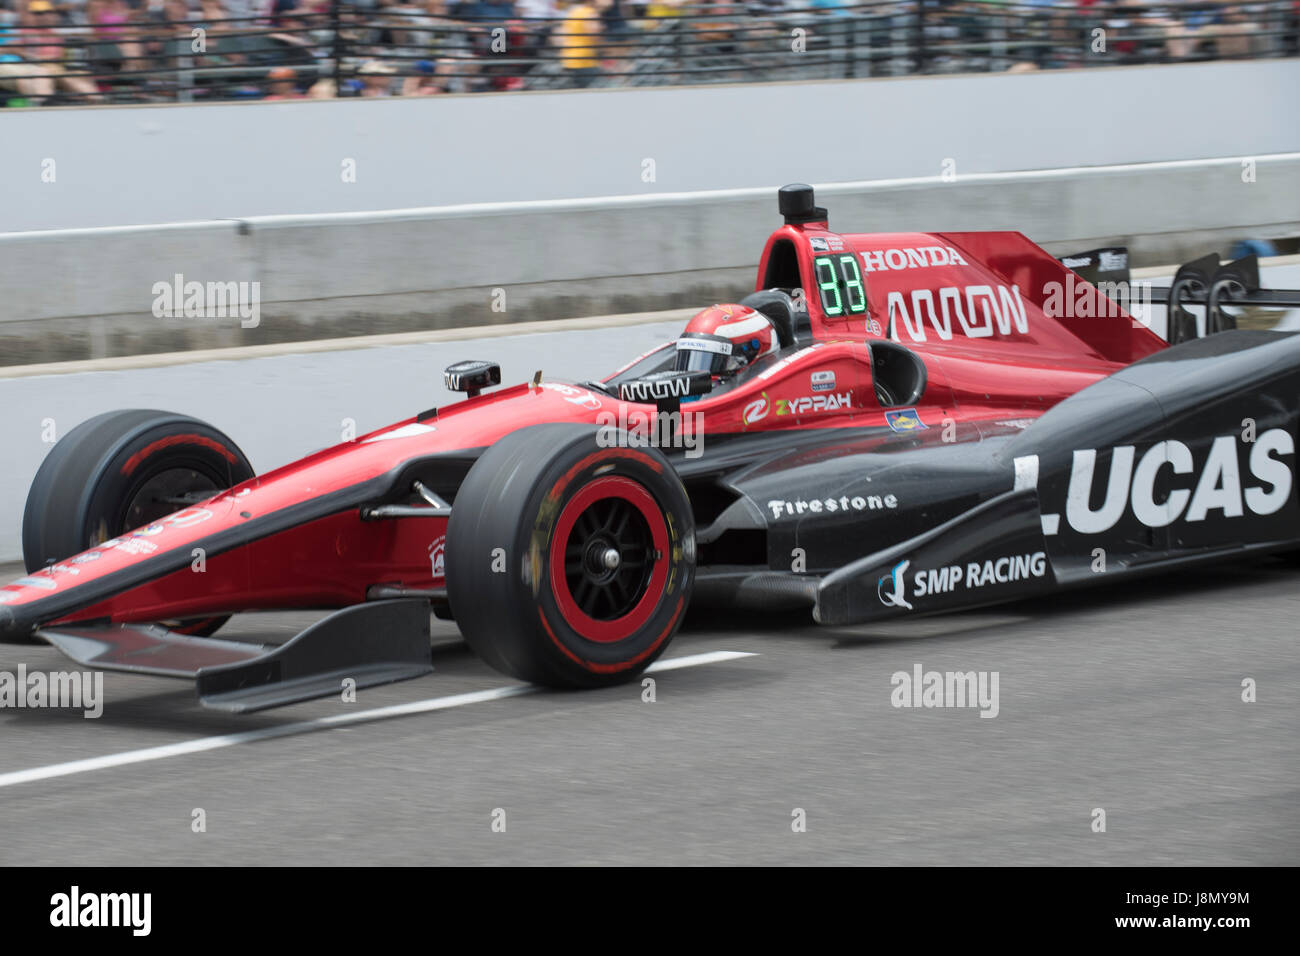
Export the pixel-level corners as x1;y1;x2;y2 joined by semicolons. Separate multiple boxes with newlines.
0;0;1295;105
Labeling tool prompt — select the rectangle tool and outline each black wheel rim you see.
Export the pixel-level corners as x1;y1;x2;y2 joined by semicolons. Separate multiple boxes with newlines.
562;496;655;621
117;467;222;539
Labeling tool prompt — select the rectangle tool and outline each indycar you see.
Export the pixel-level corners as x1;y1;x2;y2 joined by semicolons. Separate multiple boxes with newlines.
3;183;1300;711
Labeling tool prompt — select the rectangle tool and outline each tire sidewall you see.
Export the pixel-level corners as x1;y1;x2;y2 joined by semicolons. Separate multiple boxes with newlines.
23;410;253;569
520;441;694;681
447;424;695;687
77;421;252;549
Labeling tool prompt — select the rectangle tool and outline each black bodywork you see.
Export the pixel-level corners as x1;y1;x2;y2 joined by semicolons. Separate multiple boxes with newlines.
674;330;1300;625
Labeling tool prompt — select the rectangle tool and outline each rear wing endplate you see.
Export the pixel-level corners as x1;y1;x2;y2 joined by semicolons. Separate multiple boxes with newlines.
1059;247;1300;345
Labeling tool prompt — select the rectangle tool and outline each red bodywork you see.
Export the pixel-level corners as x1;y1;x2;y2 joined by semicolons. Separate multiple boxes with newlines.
0;221;1165;630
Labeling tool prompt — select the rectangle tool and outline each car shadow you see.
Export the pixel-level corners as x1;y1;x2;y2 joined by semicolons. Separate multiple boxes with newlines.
682;553;1297;648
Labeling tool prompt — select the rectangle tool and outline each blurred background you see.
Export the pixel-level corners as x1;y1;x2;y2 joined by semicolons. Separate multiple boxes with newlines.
0;0;1297;104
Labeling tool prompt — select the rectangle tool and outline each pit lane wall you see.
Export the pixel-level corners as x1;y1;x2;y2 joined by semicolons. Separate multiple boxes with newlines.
3;154;1299;364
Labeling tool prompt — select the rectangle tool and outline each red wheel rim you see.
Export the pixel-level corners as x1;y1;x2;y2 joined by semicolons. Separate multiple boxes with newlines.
548;475;669;644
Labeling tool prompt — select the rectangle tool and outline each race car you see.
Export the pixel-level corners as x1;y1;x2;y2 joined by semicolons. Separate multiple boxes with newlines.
3;183;1299;711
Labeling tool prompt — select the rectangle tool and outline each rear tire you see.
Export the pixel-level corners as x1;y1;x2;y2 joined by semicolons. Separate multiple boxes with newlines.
445;424;694;687
22;409;255;637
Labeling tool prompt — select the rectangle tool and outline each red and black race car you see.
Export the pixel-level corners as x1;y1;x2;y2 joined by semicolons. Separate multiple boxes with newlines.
3;184;1299;711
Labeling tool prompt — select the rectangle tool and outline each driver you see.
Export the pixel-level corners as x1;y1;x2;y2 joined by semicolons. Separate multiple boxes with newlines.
673;304;777;382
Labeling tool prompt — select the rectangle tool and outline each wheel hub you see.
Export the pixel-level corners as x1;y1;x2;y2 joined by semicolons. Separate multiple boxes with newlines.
586;542;621;574
123;467;219;530
563;495;655;621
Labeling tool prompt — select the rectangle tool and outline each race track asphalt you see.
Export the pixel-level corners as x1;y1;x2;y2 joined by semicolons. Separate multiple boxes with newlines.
1;553;1296;866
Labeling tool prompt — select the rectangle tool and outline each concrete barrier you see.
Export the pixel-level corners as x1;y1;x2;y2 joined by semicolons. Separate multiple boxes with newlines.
2;153;1298;364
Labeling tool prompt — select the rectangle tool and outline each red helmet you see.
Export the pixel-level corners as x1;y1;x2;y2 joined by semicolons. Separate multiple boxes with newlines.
674;304;778;378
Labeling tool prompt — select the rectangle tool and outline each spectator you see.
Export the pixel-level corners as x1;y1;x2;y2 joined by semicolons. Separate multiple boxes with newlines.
357;57;396;94
455;0;517;91
0;8;43;102
401;55;448;92
263;62;303;96
644;0;683;16
462;0;516;20
516;0;557;70
602;0;628;34
1108;0;1209;61
223;0;266;20
88;0;146;74
1;0;1290;104
175;0;252;100
306;73;334;96
555;0;608;87
405;0;476;92
197;0;233;26
269;0;300;27
137;0;196;85
600;0;636;70
10;0;102;101
694;0;741;51
1214;4;1259;58
415;0;470;54
516;0;557;16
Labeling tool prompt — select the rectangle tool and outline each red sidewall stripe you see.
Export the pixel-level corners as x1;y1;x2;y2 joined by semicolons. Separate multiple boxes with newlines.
121;434;239;476
548;475;670;644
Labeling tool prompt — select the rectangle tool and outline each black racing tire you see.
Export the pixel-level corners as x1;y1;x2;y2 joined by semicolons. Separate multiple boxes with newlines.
21;409;255;637
445;423;695;688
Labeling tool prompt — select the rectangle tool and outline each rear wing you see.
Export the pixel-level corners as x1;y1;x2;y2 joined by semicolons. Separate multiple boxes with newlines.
937;231;1168;364
1059;247;1300;345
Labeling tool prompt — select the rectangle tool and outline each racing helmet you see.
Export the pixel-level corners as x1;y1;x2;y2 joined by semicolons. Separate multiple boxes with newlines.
673;304;777;378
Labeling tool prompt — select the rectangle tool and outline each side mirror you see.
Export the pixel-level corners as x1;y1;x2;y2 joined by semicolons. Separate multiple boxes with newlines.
444;360;501;398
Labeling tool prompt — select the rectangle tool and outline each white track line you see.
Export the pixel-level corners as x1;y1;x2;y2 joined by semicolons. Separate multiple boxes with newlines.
0;650;756;789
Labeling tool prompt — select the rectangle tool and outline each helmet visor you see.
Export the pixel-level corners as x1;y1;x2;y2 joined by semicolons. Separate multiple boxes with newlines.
674;335;732;375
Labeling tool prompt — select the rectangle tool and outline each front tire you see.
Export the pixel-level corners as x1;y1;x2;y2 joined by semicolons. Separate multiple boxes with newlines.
22;409;255;636
445;424;695;687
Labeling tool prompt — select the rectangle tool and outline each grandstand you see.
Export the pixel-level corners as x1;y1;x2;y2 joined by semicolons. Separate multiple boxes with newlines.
1;0;1297;106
